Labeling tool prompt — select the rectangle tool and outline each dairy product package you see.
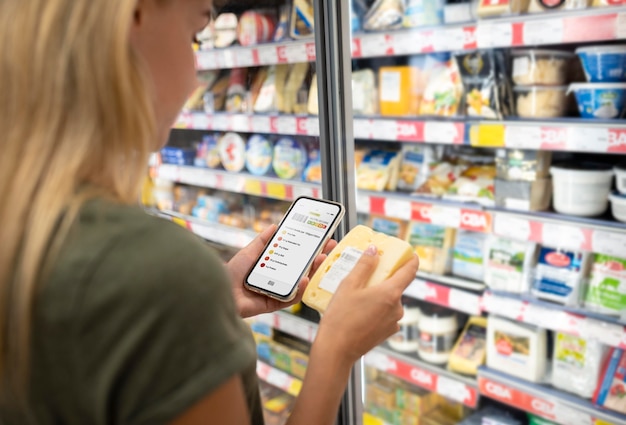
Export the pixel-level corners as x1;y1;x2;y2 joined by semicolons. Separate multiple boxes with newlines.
419;60;464;117
247;68;269;112
593;348;626;414
552;332;607;398
303;148;321;183
213;13;238;48
225;68;248;113
405;223;455;275
352;69;378;116
448;316;488;376
485;236;536;293
363;0;404;31
356;150;401;192
531;247;591;306
195;134;221;169
254;66;279;113
272;137;308;180
203;74;230;113
290;0;315;39
397;145;435;192
245;134;274;176
369;215;408;239
404;0;445;28
283;63;311;115
452;230;487;282
237;10;277;47
218;132;246;172
585;254;626;318
307;74;318;115
379;66;421;116
273;4;291;42
495;149;552;181
303;225;414;313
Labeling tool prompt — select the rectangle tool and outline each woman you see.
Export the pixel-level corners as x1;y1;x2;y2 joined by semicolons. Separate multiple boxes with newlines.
0;0;419;424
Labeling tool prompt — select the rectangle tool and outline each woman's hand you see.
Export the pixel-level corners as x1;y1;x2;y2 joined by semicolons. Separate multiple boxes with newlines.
227;224;337;318
314;246;420;366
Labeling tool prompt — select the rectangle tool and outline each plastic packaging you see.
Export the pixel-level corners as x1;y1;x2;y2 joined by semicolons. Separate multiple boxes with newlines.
419;60;464;116
485;236;536;293
388;298;422;353
615;166;626;194
486;316;547;383
356;150;401;192
272;137;308;180
379;66;421;116
397;145;432;192
585;254;626;318
195;134;221;169
245;135;274;176
569;83;626;119
527;0;590;13
405;223;455;275
531;247;591;306
593;348;626;414
609;192;626;223
576;45;626;83
352;69;378;116
514;85;568;118
496;149;552;181
512;50;573;86
160;147;195;166
237;11;276;46
417;305;458;364
550;164;614;216
476;0;530;17
552;332;607;399
363;0;404;31
290;0;315;39
452;231;487;282
404;0;445;28
213;13;238;48
448;316;488;376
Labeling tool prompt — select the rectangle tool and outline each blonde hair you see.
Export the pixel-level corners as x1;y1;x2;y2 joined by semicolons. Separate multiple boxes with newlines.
0;0;156;399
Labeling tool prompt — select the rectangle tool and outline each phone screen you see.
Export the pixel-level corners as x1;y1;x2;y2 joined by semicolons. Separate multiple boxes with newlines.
246;197;343;298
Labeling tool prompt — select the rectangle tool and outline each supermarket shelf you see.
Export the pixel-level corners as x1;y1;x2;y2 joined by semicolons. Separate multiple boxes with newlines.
196;39;316;70
365;346;479;408
353;8;626;58
417;271;486;292
484;291;626;349
153;164;322;201
156;210;257;249
404;277;483;316
257;360;303;397
478;367;626;425
255;310;318;344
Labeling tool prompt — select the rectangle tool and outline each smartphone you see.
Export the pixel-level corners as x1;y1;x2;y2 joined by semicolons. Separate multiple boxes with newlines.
244;196;345;302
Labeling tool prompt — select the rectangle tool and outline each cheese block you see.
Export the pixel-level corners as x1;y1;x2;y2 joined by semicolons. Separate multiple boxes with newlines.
303;225;415;313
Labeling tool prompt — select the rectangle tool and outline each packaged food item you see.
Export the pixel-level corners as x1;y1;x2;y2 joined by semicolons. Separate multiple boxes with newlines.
203;74;230;113
274;64;291;113
237;10;277;46
282;63;310;114
160;146;195;166
363;0;404;31
455;50;515;119
213;13;239;48
496;149;552;181
531;247;591;306
527;0;590;12
307;73;318;115
273;4;291;42
446;166;496;206
194;21;215;51
514;86;568;118
610;192;626;223
476;0;530;18
419;60;464;117
303;225;414;313
356;150;401;192
405;223;455;275
395;385;441;416
421;399;466;425
449;316;488;376
195;134;221;169
576;45;626;83
366;376;397;410
484;236;536;293
290;0;315;38
254;66;280;113
352;69;378;116
369;215;408;239
512;50;574;86
397;145;433;192
303;148;321;183
192;195;230;222
415;162;464;196
248;67;269;112
594;348;626;414
486;316;547;383
290;350;309;380
404;0;445;28
444;0;473;23
245;134;274;176
225;68;248;113
452;231;487;282
552;332;607;399
379;66;421;116
417;305;458;364
495;178;552;211
218;132;246;173
272;137;308;180
183;71;220;112
550;163;614;216
569;83;626;119
585;254;626;317
388;297;421;353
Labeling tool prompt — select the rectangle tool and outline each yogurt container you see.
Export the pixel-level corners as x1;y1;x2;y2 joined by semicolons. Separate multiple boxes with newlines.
609;192;626;223
550;163;614;216
245;134;274;176
576;45;626;83
272;137;308;180
569;83;626;119
218;132;246;172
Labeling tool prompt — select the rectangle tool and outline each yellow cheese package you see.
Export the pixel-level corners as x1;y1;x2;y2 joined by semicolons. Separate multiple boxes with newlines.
356;150;401;192
307;73;319;115
405;223;455;275
418;60;463;117
448;316;488;376
303;225;414;313
379;66;421;117
282;63;310;114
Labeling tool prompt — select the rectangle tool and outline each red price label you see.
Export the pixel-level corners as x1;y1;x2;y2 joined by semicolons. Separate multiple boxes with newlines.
296;118;309;135
352;38;362;58
276;45;288;63
463;26;478;49
540;127;567;150
305;42;316;61
410;202;434;223
270;116;279;133
609;129;626;153
460;210;491;233
396;121;424;141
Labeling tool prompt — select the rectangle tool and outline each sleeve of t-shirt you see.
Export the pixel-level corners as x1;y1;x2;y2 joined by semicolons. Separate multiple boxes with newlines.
73;219;257;425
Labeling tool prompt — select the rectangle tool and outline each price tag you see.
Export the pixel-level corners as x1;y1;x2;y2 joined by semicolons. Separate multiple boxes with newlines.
424;122;461;144
559;313;585;337
359;34;387;58
524;303;560;329
221;50;235;68
222;175;246;193
244;180;263;196
568;127;609;152
266;183;287;200
234;48;255;67
231;114;250;132
195;51;215;70
542;223;586;251
504;126;541;150
371;119;398;141
494;214;531;241
553;403;593;425
404;280;436;302
393;31;420;55
257;45;278;65
251;115;271;134
476;23;513;48
292;185;317;200
356;194;371;214
284;43;308;63
306;117;320;136
448;290;482;316
429;206;461;228
266;367;290;390
437;376;470;405
592;230;626;257
190;113;211;130
523;19;563;45
276;116;297;135
383;198;412;221
617;12;626;40
276;315;313;341
179;167;210;187
354;118;373;139
396;121;423;142
434;28;465;52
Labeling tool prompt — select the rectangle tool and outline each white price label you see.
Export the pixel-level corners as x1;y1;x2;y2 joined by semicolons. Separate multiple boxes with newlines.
364;351;395;372
476;23;513;48
524;304;560;329
359;34;388;58
436;376;470;404
493;214;531;241
179;168;211;187
305;117;319;136
617;12;626;40
523;19;563;45
251;115;272;134
542;223;586;251
424;122;460;144
383;198;412;221
221;50;235;68
257;46;278;65
393;32;420;55
356;194;371;214
448;290;482;316
371;119;398;141
434;28;465;52
266;367;290;390
292;185;316;200
567;127;609;152
354;118;373;139
231;114;250;132
504;126;541;150
211;115;228;131
429;206;461;228
553;403;593;425
284;43;308;63
276;316;314;342
234;48;255;67
222;175;246;193
158;165;179;181
592;230;626;257
195;51;215;70
191;113;211;130
276;116;297;135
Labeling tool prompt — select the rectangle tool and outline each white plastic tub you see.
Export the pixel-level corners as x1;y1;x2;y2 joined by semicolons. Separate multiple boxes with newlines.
550;164;614;216
615;166;626;194
609;192;626;223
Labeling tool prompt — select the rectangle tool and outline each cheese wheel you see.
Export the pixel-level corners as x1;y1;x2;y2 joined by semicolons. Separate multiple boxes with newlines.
303;225;415;313
218;132;246;172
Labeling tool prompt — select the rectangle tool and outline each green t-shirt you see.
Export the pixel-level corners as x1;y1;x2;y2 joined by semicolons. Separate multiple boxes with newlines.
1;199;264;425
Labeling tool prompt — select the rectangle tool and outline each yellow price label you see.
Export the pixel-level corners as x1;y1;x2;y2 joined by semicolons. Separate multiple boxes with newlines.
363;413;385;425
245;180;263;196
287;379;302;396
472;123;505;147
172;217;187;229
266;183;287;200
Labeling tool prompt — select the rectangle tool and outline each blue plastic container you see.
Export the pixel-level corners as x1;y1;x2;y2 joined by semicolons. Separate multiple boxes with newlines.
160;147;195;166
576;45;626;83
569;83;626;119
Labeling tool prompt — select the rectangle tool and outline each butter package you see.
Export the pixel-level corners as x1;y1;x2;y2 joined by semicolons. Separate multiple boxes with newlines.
379;66;422;117
405;223;455;275
303;225;414;313
531;247;591;306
